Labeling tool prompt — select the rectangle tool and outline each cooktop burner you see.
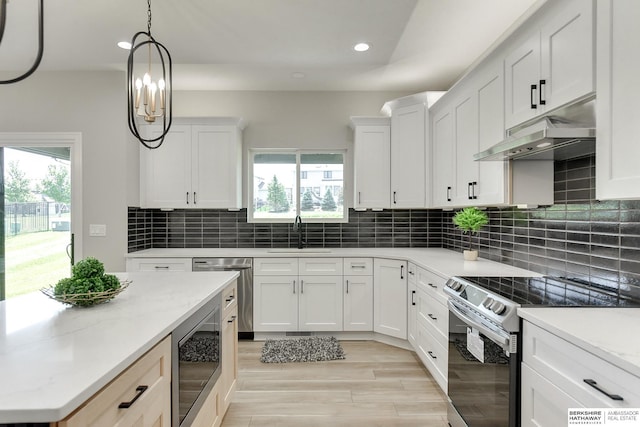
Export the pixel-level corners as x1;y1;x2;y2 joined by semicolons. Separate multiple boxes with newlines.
455;276;640;307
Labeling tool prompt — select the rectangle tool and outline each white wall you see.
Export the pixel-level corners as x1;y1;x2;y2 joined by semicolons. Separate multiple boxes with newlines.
0;76;410;271
0;70;133;271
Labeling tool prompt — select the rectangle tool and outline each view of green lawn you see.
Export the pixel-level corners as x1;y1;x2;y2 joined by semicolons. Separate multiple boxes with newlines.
5;230;71;298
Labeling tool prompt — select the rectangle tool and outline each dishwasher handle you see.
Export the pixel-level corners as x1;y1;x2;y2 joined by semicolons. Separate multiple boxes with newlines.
193;262;252;271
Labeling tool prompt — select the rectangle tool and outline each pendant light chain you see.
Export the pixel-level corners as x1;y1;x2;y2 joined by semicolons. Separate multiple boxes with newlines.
147;0;152;34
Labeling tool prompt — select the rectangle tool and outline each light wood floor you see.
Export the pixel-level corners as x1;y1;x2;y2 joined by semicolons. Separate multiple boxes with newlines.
220;340;449;427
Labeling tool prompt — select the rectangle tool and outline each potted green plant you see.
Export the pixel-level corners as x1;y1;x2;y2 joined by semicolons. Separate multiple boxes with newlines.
452;207;489;261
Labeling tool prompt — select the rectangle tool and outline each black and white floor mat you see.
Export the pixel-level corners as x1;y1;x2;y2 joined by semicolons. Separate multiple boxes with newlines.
260;336;346;363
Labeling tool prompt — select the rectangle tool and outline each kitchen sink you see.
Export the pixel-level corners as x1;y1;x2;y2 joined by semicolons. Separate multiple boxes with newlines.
267;248;332;253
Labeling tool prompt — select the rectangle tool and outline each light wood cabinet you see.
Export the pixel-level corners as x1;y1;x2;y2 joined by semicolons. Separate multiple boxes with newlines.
373;258;407;340
504;0;595;129
596;0;640;200
350;117;391;209
140;117;245;209
58;337;171;427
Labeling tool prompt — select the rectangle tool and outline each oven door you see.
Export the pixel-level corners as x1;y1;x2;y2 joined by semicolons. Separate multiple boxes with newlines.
447;299;519;427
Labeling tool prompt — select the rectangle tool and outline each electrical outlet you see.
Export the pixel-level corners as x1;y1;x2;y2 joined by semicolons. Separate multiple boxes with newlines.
89;224;107;237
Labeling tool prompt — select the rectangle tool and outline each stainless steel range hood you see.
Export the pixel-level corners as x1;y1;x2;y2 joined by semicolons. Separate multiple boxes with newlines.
474;101;596;161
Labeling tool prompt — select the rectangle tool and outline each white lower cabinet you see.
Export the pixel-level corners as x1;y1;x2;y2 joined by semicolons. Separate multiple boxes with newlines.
373;258;407;340
521;321;640;426
343;275;373;331
126;257;192;272
253;258;344;332
407;263;418;347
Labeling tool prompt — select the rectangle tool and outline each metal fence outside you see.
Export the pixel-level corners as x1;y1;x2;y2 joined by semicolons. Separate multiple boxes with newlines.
4;202;67;235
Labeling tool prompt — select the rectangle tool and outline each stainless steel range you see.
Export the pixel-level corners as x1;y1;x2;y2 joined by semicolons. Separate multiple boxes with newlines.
444;275;640;427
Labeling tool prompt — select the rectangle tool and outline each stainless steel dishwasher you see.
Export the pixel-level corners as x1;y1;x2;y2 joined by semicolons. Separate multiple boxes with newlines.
192;258;253;340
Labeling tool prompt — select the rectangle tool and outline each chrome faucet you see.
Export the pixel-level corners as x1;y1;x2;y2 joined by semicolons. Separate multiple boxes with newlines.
293;215;305;249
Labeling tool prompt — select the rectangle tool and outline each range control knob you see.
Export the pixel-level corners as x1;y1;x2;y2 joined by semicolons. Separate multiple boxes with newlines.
482;297;495;309
490;301;507;315
447;280;463;292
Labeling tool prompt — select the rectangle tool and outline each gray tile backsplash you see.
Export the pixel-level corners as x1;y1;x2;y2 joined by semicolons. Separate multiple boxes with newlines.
128;154;640;302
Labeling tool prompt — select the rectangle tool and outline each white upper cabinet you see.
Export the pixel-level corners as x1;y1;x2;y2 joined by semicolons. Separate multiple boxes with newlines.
350;117;391;209
431;108;454;207
384;96;428;208
505;0;595;129
140;117;245;209
596;0;640;200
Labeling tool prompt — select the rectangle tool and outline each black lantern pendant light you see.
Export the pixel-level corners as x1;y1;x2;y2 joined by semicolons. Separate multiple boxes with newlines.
127;0;172;149
0;0;44;85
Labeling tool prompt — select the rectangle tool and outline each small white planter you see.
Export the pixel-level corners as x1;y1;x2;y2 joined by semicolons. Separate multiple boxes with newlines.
463;250;478;261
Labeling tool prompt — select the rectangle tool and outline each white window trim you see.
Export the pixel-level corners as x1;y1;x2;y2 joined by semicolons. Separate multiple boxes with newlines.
248;148;348;224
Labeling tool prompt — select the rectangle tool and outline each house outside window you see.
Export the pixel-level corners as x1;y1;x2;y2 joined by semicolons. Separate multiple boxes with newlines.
250;150;346;222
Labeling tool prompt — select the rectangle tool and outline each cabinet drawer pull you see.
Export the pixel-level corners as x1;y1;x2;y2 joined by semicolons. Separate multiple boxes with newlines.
539;79;546;105
427;351;437;360
428;313;437;321
411;290;416;306
530;84;537;109
428;283;437;289
350;264;367;269
118;385;148;409
228;315;237;324
154;265;170;270
583;379;623;401
225;295;235;303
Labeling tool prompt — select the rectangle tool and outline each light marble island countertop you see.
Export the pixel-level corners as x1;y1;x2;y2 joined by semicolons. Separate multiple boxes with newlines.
126;247;541;279
0;271;238;423
518;307;640;378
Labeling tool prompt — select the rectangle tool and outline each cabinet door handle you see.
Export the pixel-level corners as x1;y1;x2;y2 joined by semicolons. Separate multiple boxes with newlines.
400;265;404;279
539;79;546;105
472;182;478;199
409;269;415;276
530;84;537;109
427;351;437;360
583;379;623;401
118;385;148;409
428;283;437;289
411;290;416;306
301;279;304;294
228;315;237;324
293;280;296;294
358;191;361;205
346;279;349;294
428;313;437;321
468;182;472;200
193;191;197;204
447;186;452;202
186;192;189;204
393;191;397;204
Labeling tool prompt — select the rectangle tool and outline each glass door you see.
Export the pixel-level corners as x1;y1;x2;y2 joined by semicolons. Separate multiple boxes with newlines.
0;145;75;300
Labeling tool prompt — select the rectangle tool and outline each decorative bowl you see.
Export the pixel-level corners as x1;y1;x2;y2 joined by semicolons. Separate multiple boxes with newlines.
40;280;131;307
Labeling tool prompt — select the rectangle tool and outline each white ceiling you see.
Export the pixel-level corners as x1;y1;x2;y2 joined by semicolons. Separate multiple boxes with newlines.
0;0;542;91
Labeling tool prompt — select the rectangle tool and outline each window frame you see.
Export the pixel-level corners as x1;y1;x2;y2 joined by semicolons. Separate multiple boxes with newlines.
248;149;348;223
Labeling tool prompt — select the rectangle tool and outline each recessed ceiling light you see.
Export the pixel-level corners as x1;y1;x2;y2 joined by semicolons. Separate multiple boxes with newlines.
353;42;370;52
117;41;132;50
291;72;306;79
